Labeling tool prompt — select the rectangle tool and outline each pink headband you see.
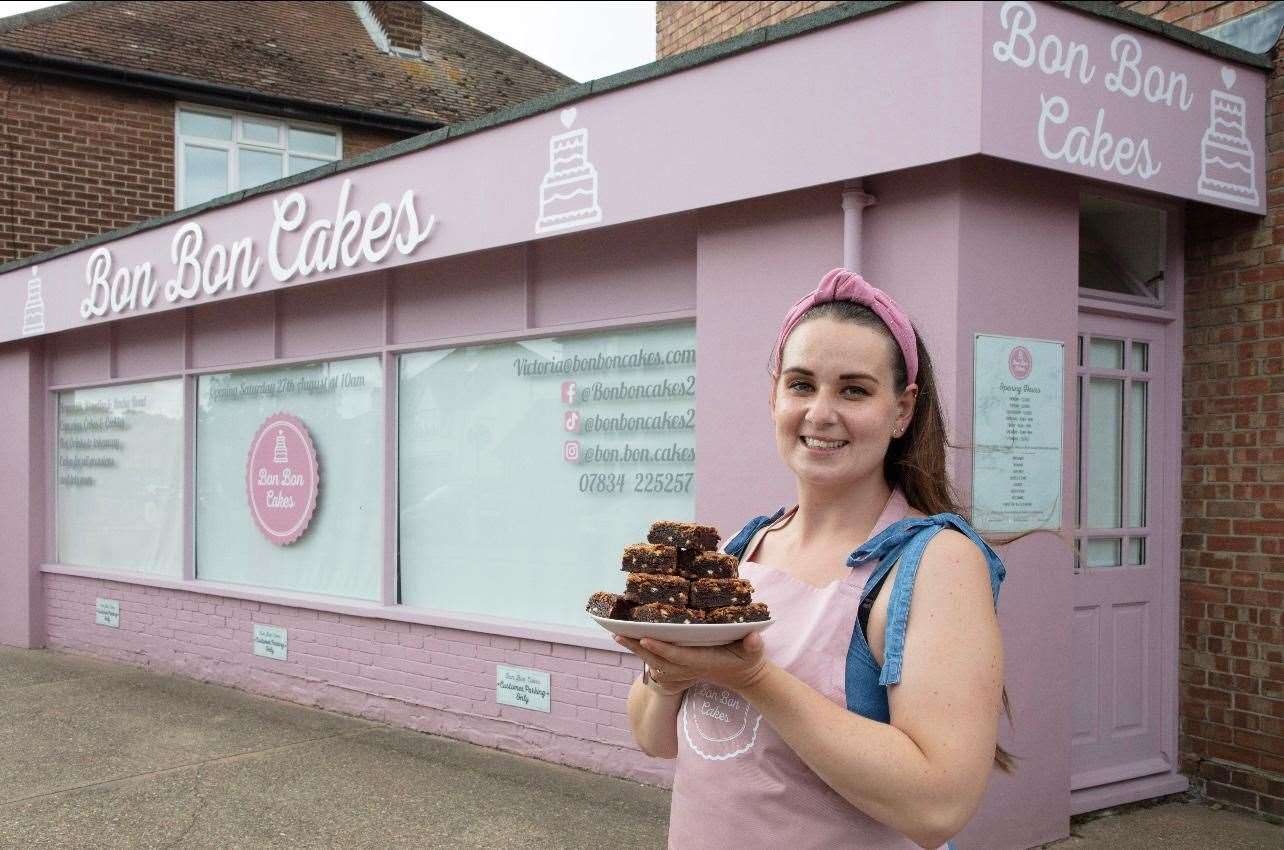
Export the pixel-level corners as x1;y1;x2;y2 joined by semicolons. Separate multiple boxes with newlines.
771;268;919;386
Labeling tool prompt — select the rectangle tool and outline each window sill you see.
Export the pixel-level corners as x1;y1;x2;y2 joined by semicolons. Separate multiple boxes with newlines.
40;563;623;653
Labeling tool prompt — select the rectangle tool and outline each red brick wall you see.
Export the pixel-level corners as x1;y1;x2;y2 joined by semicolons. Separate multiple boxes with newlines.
653;0;1284;822
0;72;406;266
0;72;174;265
1117;0;1284;821
656;1;842;58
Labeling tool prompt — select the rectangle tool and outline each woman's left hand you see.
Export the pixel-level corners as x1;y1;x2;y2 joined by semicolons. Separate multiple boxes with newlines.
614;631;769;692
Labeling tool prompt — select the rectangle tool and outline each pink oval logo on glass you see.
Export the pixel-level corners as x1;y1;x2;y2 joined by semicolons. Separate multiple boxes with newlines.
1008;345;1033;380
246;412;319;545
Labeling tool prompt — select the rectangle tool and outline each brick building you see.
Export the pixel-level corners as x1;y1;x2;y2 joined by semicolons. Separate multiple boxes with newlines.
656;0;1284;823
0;0;571;265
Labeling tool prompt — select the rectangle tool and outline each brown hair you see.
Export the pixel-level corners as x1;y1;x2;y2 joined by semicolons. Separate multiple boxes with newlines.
782;301;1023;773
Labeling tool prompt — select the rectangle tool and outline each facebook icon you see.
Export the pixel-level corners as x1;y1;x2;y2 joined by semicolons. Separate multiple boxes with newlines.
561;381;577;404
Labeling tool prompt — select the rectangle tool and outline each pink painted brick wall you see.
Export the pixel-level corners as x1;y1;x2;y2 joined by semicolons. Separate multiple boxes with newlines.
43;573;672;786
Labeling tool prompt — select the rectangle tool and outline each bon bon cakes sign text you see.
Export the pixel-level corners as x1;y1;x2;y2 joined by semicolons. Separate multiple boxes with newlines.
246;413;319;546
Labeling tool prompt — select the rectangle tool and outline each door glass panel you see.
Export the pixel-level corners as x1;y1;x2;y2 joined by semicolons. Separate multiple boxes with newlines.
1087;377;1123;528
1090;338;1125;370
1078;336;1084;367
1076;374;1083;528
1132;341;1149;372
1129;381;1148;528
183;144;229;206
1127;537;1145;565
1087;538;1122;568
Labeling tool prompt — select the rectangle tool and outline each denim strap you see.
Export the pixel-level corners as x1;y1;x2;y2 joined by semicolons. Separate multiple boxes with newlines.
846;513;1006;688
723;507;786;561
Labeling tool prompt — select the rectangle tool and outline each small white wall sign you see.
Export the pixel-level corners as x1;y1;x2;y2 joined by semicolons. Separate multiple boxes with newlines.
95;598;120;628
252;623;288;661
496;665;551;713
972;334;1065;532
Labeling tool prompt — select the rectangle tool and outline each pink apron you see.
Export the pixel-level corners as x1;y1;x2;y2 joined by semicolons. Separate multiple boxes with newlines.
668;489;945;850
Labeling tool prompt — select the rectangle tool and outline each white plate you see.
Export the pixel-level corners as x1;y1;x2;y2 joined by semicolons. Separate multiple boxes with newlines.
590;614;775;647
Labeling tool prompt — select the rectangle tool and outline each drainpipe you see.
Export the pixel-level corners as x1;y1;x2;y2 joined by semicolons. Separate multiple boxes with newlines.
842;180;877;273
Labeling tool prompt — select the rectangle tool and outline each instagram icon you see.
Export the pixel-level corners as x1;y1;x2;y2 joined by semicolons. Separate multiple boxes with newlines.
563;440;581;463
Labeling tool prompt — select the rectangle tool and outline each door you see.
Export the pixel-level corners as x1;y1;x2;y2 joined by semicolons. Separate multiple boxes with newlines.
1071;313;1173;791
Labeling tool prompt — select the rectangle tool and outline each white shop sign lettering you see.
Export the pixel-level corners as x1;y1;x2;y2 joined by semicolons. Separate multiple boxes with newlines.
80;178;436;320
252;623;288;661
95;598;120;628
496;665;551;713
992;0;1196;180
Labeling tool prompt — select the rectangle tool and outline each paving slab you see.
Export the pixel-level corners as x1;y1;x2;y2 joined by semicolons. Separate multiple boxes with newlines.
3;647;1281;849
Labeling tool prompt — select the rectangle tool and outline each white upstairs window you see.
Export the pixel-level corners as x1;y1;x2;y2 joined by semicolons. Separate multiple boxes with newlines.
175;105;342;209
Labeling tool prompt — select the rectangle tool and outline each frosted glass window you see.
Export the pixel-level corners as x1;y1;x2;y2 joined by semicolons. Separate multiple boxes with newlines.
238;148;283;190
1127;537;1146;565
179;111;232;140
196;358;383;600
177;107;340;209
1132;341;1149;372
289;126;339;157
1087;378;1123;529
241;118;281;145
56;379;184;575
288;155;330;177
398;323;697;628
182;144;229;206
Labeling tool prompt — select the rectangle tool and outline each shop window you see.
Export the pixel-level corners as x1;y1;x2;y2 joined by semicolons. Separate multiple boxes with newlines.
195;357;383;600
1079;195;1166;304
398;323;697;628
176;106;342;209
56;379;184;575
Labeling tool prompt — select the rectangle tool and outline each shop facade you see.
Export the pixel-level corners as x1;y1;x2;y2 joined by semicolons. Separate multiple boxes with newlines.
0;3;1269;847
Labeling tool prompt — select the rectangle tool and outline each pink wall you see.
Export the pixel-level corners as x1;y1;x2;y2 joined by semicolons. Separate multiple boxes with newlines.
0;341;47;648
13;167;1127;847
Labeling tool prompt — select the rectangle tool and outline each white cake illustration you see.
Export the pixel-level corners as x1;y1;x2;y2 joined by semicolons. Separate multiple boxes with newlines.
535;108;602;234
273;429;289;465
22;265;45;335
1197;68;1258;206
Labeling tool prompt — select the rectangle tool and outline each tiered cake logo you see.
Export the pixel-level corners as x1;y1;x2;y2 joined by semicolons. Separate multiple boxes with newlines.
535;108;603;234
21;266;45;335
246;412;319;546
1197;67;1259;206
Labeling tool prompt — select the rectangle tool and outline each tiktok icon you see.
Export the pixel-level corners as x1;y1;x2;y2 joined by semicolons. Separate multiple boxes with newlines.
561;381;577;404
564;410;581;433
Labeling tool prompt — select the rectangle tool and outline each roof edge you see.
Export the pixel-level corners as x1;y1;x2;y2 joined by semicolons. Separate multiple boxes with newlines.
423;2;577;85
0;0;116;35
0;46;443;134
1057;1;1274;70
0;0;1273;278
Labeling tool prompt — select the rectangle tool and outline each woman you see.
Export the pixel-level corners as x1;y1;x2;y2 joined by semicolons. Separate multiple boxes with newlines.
615;268;1010;850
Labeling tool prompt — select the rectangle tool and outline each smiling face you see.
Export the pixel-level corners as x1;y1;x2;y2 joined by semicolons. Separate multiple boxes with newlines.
771;315;917;493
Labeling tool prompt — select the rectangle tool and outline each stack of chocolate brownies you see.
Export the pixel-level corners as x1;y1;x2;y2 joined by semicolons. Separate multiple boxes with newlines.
586;520;770;625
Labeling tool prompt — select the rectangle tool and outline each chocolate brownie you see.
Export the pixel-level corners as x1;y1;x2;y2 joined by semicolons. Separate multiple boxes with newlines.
621;543;678;574
647;521;719;554
689;578;753;609
704;603;771;624
624;573;690;607
682;551;739;581
630;602;704;624
586;591;637;620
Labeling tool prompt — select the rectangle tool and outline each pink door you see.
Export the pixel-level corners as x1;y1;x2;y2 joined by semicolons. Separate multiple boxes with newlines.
1071;313;1175;795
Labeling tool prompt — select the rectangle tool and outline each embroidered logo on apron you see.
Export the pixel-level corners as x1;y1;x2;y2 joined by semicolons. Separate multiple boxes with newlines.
681;683;762;760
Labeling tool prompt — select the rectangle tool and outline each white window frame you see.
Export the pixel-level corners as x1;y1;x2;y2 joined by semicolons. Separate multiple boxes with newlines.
174;103;344;209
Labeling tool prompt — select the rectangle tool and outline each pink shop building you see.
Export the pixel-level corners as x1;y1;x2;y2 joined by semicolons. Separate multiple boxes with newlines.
0;3;1270;847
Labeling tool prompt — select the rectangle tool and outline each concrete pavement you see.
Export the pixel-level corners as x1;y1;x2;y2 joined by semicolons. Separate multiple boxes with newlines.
2;647;1279;849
